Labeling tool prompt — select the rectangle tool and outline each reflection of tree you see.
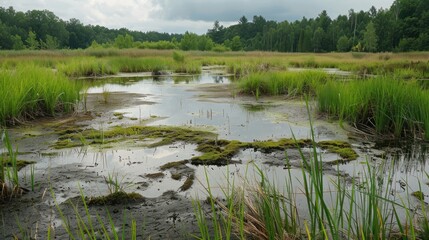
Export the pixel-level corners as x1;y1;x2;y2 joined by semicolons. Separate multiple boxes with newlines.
213;75;224;83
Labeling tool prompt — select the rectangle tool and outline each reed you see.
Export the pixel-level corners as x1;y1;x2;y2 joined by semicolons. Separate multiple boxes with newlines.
57;57;118;77
108;57;171;73
318;77;429;139
238;70;329;97
0;65;81;126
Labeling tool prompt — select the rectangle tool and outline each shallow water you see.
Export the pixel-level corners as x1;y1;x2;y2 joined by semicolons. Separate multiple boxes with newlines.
3;69;429;238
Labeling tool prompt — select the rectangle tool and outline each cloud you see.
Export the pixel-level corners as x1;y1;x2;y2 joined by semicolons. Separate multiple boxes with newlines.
151;0;394;22
1;0;394;34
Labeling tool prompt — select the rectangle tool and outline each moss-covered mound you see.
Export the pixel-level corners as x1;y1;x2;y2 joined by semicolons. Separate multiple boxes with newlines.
87;191;144;205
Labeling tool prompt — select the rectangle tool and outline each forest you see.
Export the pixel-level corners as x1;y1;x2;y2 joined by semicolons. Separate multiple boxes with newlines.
0;0;428;52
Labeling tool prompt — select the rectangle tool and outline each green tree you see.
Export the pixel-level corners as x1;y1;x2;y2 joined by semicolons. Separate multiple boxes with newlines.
42;35;59;49
363;21;377;52
230;36;243;51
336;35;350;52
26;31;39;50
180;32;198;50
114;34;134;48
11;34;25;50
313;27;324;52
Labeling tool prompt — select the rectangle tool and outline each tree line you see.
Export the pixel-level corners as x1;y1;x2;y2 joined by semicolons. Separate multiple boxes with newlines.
0;0;428;52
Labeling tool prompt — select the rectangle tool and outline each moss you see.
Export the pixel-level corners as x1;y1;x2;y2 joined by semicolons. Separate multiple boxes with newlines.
52;125;217;149
191;140;244;165
171;173;182;180
318;140;358;160
87;191;144;205
160;160;188;171
145;172;165;179
250;138;311;153
179;174;194;191
53;139;83;149
411;191;425;201
130;117;138;121
1;159;36;171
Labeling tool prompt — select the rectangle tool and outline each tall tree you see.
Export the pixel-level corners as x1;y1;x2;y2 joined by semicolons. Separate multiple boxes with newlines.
26;30;39;49
363;21;377;52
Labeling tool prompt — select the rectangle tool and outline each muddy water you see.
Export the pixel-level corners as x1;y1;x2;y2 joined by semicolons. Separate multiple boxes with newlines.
2;69;429;238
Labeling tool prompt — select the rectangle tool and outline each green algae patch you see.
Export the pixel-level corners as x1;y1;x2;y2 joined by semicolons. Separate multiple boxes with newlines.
87;191;144;205
52;124;358;166
191;140;245;165
250;138;311;153
52;125;217;149
160;160;189;171
1;158;36;171
411;191;425;201
318;140;358;160
179;174;195;191
145;172;165;179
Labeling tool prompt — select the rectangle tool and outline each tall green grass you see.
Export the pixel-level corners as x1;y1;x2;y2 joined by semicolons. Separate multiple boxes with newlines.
0;65;81;125
238;71;329;97
318;77;429;139
58;57;118;77
108;57;171;73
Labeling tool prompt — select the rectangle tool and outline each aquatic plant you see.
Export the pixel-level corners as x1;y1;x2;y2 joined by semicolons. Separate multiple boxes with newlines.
58;57;118;77
0;65;81;125
318;77;429;140
238;70;329;97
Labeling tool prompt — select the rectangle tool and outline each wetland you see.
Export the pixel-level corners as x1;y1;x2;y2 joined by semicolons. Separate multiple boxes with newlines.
1;50;429;239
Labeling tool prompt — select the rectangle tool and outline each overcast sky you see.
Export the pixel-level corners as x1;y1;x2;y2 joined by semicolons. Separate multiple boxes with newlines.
1;0;395;34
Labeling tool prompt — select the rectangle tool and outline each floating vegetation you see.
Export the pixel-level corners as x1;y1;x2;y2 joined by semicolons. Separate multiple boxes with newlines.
87;191;144;205
145;172;165;179
53;125;357;165
179;174;195;191
318;140;358;160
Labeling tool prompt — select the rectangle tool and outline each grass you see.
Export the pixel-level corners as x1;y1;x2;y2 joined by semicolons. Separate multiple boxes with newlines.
238;70;329;98
0;130;35;201
58;57;119;77
0;65;81;126
318;77;429;140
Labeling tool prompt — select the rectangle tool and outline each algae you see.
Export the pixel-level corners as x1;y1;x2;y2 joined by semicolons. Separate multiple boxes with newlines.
145;172;165;179
52;125;358;166
87;191;144;205
318;140;358;160
179;174;195;191
411;191;425;201
160;160;188;171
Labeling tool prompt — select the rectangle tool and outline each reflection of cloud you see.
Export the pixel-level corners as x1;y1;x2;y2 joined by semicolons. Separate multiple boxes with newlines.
1;0;394;34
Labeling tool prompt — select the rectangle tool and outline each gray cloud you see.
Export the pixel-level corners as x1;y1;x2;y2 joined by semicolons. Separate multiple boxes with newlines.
152;0;394;22
1;0;394;34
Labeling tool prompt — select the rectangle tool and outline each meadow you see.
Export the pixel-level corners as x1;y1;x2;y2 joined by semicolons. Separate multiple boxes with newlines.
1;49;429;239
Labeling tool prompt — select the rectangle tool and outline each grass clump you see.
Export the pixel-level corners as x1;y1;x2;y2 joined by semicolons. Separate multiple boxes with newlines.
238;70;329;98
58;57;118;77
318;77;429;140
108;57;170;73
0;65;81;126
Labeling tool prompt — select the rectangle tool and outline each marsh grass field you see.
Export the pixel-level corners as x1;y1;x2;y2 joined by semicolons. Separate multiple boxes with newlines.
1;49;429;239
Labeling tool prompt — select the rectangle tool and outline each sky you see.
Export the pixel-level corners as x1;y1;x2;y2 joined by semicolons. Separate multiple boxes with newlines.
1;0;395;34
